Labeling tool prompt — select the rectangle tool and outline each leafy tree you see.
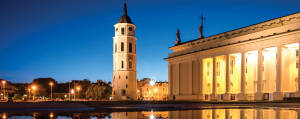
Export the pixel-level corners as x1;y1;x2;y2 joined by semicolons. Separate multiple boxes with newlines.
85;84;112;100
32;78;58;97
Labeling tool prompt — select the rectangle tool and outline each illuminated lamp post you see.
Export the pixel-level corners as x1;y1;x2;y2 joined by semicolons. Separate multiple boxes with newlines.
28;88;31;100
49;82;54;100
76;86;81;101
1;80;6;100
32;85;37;101
70;89;75;101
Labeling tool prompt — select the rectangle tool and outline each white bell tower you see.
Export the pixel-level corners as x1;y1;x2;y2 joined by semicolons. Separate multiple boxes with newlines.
112;2;137;100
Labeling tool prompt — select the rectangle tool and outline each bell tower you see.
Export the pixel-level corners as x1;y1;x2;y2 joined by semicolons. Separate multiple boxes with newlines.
112;2;137;100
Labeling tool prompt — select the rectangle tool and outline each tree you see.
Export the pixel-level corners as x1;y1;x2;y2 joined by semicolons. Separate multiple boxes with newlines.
85;84;112;100
32;78;58;97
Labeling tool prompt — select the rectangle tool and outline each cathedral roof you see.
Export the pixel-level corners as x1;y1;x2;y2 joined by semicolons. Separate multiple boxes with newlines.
118;2;133;24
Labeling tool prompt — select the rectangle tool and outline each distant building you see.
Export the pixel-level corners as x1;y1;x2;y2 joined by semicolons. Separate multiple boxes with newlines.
137;78;168;100
165;12;300;101
112;2;137;100
0;79;17;99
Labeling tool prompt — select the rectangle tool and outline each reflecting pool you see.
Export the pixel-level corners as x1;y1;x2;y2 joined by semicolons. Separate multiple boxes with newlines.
1;107;300;119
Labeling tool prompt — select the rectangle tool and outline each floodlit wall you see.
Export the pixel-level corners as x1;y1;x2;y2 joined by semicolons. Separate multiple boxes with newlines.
244;109;257;119
214;109;225;119
228;109;240;119
203;58;213;94
202;110;213;119
167;12;300;101
229;54;241;94
281;43;299;92
215;56;226;94
280;110;297;119
262;47;277;93
262;109;276;119
245;51;258;93
179;62;191;95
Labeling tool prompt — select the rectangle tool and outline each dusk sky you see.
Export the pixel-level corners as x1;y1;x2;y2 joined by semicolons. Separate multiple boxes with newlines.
0;0;299;83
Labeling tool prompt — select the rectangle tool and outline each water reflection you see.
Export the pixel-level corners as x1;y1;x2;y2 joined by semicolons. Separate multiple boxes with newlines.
1;108;299;119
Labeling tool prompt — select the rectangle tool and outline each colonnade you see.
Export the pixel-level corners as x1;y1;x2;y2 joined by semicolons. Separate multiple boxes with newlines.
169;108;300;119
200;43;299;101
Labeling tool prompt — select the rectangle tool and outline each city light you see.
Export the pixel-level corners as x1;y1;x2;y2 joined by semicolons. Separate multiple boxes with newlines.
2;113;6;119
49;112;54;118
49;82;53;86
76;86;81;91
49;82;54;100
150;80;155;86
71;89;74;94
1;80;6;85
32;85;37;90
154;88;158;92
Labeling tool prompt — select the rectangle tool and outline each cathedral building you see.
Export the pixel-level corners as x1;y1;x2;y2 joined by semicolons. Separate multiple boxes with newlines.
112;2;137;100
165;12;300;101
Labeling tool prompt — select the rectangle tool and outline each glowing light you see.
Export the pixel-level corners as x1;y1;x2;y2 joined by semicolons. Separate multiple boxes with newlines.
71;89;75;94
284;43;299;48
263;47;277;52
76;86;81;91
154;88;158;92
49;82;53;86
247;50;258;54
150;80;155;86
1;80;6;85
149;114;155;119
2;113;6;119
32;85;37;90
49;112;54;118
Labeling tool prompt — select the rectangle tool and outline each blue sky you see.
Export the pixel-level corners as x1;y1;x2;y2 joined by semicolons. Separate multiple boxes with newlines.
0;0;299;83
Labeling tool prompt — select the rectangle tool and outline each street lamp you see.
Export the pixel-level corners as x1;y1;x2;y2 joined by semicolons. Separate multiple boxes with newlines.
70;89;75;101
1;80;6;100
49;82;54;100
28;88;31;100
32;85;37;101
76;86;81;101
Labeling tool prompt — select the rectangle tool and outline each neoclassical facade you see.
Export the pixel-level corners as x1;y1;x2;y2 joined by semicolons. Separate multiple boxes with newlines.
166;12;300;101
112;2;137;100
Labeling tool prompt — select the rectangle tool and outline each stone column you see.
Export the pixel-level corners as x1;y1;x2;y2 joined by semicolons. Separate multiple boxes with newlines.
275;45;283;100
199;58;204;100
226;55;230;100
257;109;262;119
256;49;263;100
298;42;300;97
168;64;172;100
240;109;245;119
275;109;280;119
225;109;230;119
213;57;217;100
240;52;246;100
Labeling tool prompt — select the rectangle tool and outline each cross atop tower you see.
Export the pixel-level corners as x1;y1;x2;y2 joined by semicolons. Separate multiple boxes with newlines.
123;0;127;16
198;14;205;39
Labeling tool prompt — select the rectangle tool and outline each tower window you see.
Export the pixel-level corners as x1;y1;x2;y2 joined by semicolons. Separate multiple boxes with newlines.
121;28;125;35
115;43;117;52
126;76;128;79
129;43;132;52
122;61;124;68
129;61;132;68
116;28;118;32
129;27;132;31
122;90;126;96
126;84;128;88
121;42;124;51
